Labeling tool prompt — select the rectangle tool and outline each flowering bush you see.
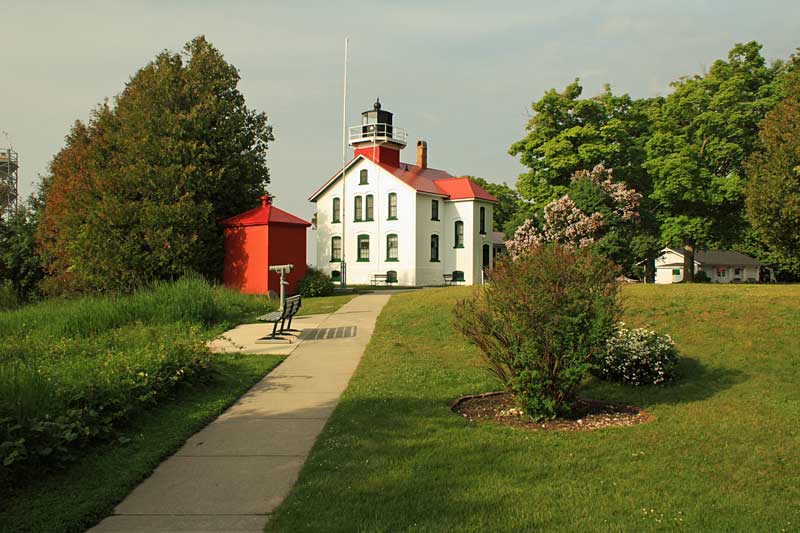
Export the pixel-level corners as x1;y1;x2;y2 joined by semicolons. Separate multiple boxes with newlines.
454;244;620;419
506;164;642;259
595;325;679;385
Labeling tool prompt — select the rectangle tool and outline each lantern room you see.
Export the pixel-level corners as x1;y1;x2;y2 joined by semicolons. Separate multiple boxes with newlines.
221;195;311;295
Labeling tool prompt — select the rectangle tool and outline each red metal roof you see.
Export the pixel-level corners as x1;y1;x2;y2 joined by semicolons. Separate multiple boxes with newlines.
221;197;311;227
309;153;498;203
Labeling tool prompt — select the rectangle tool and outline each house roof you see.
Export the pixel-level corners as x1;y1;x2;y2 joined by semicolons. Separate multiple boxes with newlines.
308;153;498;203
221;198;311;228
662;248;762;267
492;231;506;245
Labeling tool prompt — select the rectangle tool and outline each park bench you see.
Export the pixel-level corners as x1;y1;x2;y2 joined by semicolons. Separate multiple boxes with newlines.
371;271;398;286
443;271;465;286
256;294;302;338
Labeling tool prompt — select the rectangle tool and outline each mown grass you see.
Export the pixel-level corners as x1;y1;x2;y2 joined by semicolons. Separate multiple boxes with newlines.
267;284;800;532
0;353;282;533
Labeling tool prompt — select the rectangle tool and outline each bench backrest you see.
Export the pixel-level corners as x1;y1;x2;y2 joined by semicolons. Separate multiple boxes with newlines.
281;295;302;317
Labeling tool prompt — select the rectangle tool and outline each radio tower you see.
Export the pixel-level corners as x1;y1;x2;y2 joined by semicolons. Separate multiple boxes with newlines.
0;132;19;217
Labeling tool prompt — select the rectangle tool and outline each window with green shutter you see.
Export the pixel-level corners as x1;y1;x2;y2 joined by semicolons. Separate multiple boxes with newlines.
357;234;370;262
388;193;397;220
386;234;398;261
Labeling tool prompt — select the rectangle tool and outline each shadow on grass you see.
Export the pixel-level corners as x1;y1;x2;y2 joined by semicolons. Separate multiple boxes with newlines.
582;355;747;409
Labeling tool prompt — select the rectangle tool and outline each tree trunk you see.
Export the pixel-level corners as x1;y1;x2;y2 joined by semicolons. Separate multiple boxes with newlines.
645;255;656;284
683;240;695;283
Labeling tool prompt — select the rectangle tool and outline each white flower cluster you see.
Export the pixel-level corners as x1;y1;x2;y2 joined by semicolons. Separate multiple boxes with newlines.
597;324;679;386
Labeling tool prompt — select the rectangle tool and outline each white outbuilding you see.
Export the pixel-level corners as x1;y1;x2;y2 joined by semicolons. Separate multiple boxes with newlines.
309;100;498;286
654;247;764;284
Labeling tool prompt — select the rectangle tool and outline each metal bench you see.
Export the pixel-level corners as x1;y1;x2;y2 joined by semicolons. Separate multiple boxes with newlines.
371;271;398;286
443;271;465;286
257;295;302;338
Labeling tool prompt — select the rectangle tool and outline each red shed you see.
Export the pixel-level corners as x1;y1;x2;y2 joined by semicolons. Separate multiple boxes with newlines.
221;195;311;295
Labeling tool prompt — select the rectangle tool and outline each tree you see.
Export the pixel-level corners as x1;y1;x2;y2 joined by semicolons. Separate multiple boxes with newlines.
508;81;659;278
0;204;44;300
745;68;800;273
38;36;274;293
509;80;651;207
506;165;643;273
645;42;783;281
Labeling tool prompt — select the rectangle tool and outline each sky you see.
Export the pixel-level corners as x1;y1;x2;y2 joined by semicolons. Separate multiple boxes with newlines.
2;0;799;255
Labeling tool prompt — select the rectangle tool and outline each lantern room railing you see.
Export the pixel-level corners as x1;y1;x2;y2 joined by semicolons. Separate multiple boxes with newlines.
348;123;408;146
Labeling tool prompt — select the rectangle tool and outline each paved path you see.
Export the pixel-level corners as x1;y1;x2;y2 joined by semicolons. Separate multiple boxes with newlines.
91;293;391;532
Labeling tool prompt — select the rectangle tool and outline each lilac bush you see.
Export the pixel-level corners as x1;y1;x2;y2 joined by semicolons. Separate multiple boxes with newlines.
596;325;679;385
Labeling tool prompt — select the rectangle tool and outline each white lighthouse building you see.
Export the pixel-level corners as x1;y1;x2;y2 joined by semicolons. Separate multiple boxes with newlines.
309;100;498;286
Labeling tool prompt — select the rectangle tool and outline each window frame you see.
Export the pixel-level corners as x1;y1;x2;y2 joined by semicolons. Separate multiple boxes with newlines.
357;234;370;262
388;192;398;220
359;169;368;185
454;221;464;248
332;197;341;223
331;236;342;262
479;206;486;235
430;234;440;262
431;199;439;221
365;194;374;221
386;233;399;262
354;196;363;221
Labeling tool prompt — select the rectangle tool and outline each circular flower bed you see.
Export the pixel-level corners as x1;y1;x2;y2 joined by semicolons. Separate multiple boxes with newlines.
451;392;652;431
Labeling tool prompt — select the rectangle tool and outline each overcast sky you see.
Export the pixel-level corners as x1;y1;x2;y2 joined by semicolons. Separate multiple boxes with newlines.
3;0;799;230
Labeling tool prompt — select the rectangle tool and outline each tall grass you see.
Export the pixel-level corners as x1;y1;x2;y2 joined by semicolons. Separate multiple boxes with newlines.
0;274;271;340
0;275;275;472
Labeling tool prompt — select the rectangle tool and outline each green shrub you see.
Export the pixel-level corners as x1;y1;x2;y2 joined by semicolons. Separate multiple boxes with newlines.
595;325;679;385
454;244;620;419
298;267;334;297
0;326;211;469
694;270;711;283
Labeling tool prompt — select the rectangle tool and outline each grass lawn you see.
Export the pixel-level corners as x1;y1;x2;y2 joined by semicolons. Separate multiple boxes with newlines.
267;284;800;532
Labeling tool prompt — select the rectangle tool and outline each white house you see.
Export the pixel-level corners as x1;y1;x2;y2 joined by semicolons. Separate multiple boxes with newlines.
654;247;763;284
309;100;498;286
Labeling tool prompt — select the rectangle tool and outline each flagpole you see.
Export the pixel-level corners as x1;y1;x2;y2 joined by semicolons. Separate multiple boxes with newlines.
340;37;349;288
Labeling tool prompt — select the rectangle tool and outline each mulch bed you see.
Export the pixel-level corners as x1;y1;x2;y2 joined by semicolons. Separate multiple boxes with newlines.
451;391;653;431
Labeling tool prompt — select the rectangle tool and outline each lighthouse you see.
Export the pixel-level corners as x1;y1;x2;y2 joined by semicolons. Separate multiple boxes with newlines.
309;101;498;286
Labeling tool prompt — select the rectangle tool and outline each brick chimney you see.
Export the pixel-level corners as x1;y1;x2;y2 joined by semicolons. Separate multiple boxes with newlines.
416;140;427;169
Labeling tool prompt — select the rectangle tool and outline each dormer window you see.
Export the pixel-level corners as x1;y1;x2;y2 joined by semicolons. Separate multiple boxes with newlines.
360;169;368;185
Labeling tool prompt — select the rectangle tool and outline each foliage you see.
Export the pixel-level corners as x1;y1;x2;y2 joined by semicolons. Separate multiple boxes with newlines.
1;353;283;533
594;325;679;385
506;165;643;272
0;204;45;301
0;275;276;472
745;69;800;274
509;80;652;208
454;245;620;419
37;36;274;294
644;42;784;279
297;266;334;297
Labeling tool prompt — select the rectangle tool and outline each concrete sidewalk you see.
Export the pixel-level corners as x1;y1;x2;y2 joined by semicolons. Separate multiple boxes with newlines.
90;293;391;532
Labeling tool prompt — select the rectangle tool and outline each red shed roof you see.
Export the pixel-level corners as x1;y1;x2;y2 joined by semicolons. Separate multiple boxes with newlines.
221;196;311;228
309;153;498;203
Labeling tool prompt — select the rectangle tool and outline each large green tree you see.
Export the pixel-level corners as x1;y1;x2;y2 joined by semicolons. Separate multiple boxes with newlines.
745;68;800;275
509;80;652;206
38;36;273;293
644;42;783;281
508;81;660;278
